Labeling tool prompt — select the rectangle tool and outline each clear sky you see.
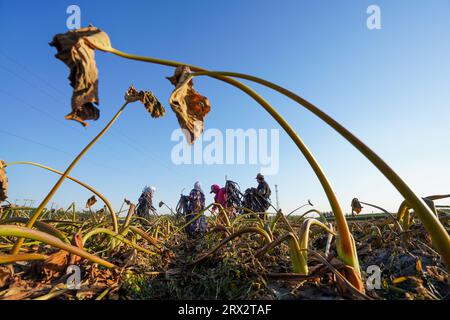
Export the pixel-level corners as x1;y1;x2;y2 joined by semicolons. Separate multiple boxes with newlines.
1;1;449;215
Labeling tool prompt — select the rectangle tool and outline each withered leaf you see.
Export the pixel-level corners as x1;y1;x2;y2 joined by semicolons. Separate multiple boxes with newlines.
69;232;84;266
167;66;211;144
0;160;7;202
85;195;97;208
41;250;70;281
41;233;84;281
351;198;363;214
0;265;12;290
49;26;111;127
125;86;165;118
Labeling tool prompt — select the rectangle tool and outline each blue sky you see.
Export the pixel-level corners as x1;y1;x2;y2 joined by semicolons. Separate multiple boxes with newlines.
0;1;449;215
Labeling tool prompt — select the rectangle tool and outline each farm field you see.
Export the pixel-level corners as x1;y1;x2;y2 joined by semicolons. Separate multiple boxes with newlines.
1;2;449;305
0;204;448;300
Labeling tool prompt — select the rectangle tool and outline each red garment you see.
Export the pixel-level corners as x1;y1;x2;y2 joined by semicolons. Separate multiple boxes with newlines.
213;187;227;210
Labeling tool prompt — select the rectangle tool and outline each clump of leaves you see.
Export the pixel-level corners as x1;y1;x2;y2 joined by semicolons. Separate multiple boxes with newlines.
85;195;97;209
125;86;165;118
167;66;211;144
351;198;363;215
49;26;112;127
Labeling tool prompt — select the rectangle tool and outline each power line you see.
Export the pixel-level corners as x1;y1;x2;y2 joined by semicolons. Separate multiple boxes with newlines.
0;128;134;177
0;53;196;182
0;128;73;156
0;51;68;98
0;63;68;108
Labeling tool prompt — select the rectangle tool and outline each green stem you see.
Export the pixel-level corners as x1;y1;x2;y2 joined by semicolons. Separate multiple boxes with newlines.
190;227;272;266
299;218;336;261
190;70;450;271
359;201;403;232
192;72;358;272
4;161;118;234
82;227;156;256
0;225;115;268
106;47;360;278
10;102;128;254
0;253;48;264
254;232;309;275
0;217;70;243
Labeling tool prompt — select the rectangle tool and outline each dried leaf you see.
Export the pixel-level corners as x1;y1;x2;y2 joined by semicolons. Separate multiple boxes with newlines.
41;233;84;280
125;86;165;118
167;66;211;144
329;257;365;294
49;26;111;127
0;160;7;202
41;250;70;281
69;232;84;265
0;266;12;289
85;195;97;208
351;198;363;214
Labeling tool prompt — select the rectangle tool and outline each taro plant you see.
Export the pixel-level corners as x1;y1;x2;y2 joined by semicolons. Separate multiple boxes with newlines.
2;24;448;297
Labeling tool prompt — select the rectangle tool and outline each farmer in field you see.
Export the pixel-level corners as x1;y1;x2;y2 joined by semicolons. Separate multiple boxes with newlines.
255;173;272;219
185;182;207;237
210;183;231;223
256;173;271;200
136;186;157;219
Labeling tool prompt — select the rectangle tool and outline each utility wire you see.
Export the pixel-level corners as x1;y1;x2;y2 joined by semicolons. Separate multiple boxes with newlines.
0;54;197;182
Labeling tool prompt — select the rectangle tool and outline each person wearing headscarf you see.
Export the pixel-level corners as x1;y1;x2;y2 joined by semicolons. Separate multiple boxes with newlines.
186;181;207;237
210;183;233;223
136;186;157;219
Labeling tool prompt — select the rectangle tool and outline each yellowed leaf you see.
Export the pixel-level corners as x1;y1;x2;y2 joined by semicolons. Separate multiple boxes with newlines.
85;195;97;208
49;26;111;126
125;86;165;118
167;66;211;144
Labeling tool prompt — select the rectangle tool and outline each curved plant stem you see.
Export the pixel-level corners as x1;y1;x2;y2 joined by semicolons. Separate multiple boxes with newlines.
0;253;48;264
0;217;70;243
298;218;336;261
108;49;359;276
253;232;309;275
189;72;358;274
122;201;136;230
0;225;115;268
286;202;314;217
190;70;450;271
191;227;272;265
82;227;156;256
10;102;128;255
231;207;266;228
397;194;450;222
105;48;450;273
106;51;354;273
128;226;160;248
33;286;69;300
359;201;403;232
166;203;222;239
304;249;369;299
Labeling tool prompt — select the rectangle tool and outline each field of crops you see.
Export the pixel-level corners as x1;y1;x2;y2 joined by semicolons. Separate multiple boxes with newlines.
0;202;448;300
1;24;449;301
